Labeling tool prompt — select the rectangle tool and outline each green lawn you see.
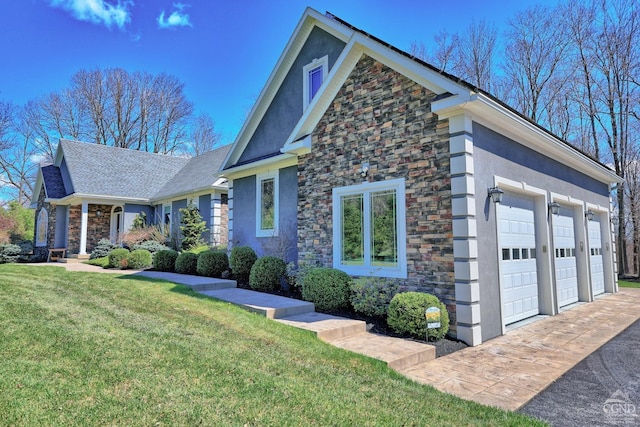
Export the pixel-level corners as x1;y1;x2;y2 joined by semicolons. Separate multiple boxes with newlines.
618;279;640;288
0;265;543;426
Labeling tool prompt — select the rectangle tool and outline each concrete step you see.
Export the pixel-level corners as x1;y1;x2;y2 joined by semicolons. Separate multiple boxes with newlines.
135;271;236;290
276;312;367;341
200;288;315;319
328;332;436;371
58;257;86;263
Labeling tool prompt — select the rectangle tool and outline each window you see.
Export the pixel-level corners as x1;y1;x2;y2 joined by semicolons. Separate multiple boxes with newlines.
332;178;406;278
303;55;328;108
163;204;171;227
35;208;48;247
256;171;279;237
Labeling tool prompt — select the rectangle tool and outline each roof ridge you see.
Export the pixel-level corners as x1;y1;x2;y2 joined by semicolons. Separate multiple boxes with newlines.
60;139;191;160
323;11;608;169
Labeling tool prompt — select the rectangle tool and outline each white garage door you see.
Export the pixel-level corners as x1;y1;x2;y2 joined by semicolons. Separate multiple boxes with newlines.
589;218;605;295
499;194;539;325
554;212;578;307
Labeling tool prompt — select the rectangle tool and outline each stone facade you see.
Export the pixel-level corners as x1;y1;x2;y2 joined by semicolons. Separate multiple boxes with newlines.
220;194;229;247
297;55;455;311
67;204;112;254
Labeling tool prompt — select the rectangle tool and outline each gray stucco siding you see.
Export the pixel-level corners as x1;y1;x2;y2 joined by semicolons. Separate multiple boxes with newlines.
172;199;188;243
472;123;611;341
60;158;73;194
232;175;258;251
237;27;346;164
231;167;298;262
199;194;212;229
124;204;154;231
277;166;298;263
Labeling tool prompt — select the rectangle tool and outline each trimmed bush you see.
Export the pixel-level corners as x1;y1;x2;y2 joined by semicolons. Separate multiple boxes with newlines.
132;240;170;257
0;244;21;264
108;248;130;269
154;249;179;272
127;249;152;269
230;246;257;283
175;252;198;275
301;267;352;312
197;250;229;278
17;240;33;255
90;238;116;260
387;292;450;340
350;277;400;317
249;256;286;292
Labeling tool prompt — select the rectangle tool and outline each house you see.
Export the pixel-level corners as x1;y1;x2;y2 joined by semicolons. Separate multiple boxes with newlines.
219;7;622;346
31;139;230;259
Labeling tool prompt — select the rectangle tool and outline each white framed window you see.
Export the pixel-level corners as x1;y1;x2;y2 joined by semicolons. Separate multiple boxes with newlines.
256;171;279;237
332;178;407;278
163;203;171;229
303;55;328;108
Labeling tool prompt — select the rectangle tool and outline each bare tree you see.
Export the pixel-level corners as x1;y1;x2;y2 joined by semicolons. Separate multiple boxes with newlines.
0;103;37;205
501;4;571;123
189;113;222;156
455;20;497;92
410;21;497;92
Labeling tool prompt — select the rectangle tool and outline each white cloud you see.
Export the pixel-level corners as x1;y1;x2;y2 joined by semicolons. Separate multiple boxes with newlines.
157;3;192;29
29;154;46;165
49;0;131;30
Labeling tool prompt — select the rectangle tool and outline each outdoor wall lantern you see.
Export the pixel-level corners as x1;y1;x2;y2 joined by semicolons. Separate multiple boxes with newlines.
585;210;595;221
96;210;102;217
359;162;369;177
488;186;504;204
611;215;619;227
549;202;561;216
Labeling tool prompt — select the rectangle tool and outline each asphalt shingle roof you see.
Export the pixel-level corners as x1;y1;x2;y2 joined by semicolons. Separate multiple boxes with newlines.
41;165;68;199
154;145;231;199
55;140;229;201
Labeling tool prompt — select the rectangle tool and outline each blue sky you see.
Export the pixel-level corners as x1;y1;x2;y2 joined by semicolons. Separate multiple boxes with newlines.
2;0;557;145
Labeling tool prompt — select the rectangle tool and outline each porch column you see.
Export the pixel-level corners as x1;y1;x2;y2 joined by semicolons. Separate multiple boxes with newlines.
79;201;89;255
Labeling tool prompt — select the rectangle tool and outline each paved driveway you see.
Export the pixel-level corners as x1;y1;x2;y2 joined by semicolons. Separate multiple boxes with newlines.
520;318;640;426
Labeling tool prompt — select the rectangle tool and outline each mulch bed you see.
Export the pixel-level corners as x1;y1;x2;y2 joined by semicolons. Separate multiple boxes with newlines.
236;281;468;358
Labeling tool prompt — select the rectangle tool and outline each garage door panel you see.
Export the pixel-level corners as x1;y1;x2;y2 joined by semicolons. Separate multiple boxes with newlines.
553;212;578;307
589;219;605;295
499;194;539;325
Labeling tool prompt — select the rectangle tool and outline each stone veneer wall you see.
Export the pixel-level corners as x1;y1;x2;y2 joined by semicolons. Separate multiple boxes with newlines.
297;54;455;313
219;194;229;247
67;204;112;254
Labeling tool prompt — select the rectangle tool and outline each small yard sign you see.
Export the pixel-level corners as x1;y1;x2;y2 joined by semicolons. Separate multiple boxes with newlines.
425;307;441;329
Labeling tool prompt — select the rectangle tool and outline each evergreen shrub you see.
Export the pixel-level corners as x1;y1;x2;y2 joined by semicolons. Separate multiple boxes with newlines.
249;256;286;292
196;250;229;278
229;246;257;283
301;267;352;312
127;250;152;269
154;249;179;272
387;292;450;340
175;252;198;275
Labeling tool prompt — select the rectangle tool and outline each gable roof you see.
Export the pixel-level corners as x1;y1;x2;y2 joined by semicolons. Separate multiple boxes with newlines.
221;7;621;185
33;139;231;206
153;144;231;200
59;139;190;200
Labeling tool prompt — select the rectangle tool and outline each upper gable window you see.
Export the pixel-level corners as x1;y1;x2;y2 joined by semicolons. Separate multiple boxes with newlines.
303;55;328;108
